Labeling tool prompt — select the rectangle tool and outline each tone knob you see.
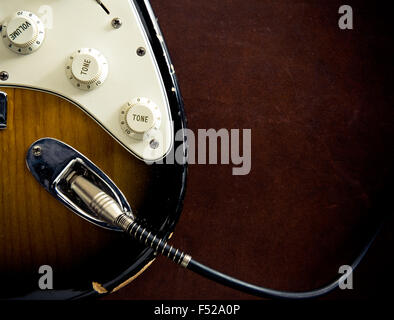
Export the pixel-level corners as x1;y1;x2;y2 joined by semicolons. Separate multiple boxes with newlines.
120;98;162;140
66;48;108;90
1;11;45;55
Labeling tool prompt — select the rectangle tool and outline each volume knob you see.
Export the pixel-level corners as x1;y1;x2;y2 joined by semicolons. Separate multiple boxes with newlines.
66;48;108;91
2;11;45;55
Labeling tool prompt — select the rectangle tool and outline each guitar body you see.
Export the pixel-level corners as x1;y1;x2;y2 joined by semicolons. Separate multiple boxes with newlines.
0;1;187;299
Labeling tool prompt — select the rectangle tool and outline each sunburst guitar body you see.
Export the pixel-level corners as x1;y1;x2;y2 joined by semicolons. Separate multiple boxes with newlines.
0;0;187;299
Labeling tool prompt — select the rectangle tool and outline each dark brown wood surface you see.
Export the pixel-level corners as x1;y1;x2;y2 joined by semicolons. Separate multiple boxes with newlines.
104;0;394;299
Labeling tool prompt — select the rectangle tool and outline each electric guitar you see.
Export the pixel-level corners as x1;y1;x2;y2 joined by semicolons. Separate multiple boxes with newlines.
0;0;187;299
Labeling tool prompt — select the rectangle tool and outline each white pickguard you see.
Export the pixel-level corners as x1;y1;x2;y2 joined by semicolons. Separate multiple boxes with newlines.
0;0;173;161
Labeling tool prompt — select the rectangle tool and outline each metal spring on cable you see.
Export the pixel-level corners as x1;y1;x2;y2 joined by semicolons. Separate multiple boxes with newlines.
115;214;191;268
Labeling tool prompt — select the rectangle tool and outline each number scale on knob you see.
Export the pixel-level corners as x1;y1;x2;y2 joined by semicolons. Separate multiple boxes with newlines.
65;48;109;91
1;10;45;55
120;97;162;141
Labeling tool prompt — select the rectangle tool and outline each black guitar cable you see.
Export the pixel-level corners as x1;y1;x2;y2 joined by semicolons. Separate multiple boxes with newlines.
117;215;382;300
68;172;387;299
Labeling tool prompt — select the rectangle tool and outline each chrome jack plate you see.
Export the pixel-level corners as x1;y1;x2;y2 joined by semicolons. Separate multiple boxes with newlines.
0;91;7;129
26;138;134;231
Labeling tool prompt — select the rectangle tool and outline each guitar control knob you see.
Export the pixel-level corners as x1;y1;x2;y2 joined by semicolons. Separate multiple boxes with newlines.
1;11;45;55
120;98;162;140
66;48;108;91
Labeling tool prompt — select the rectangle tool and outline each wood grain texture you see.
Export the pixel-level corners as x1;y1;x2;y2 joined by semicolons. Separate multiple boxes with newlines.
0;87;153;297
1;0;393;300
104;0;394;300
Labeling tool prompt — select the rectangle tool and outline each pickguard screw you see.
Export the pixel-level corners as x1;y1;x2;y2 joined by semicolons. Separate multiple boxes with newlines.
137;47;146;57
149;139;159;149
0;71;9;81
111;17;122;29
32;145;42;157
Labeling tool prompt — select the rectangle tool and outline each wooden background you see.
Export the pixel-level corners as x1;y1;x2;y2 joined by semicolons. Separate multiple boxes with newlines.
101;0;394;299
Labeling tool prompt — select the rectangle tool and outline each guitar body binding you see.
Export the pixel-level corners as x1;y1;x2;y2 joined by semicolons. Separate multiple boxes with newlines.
0;0;188;300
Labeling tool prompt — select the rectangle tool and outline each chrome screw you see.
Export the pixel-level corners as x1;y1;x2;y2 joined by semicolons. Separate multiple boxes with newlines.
0;71;9;81
137;47;146;57
32;145;42;157
149;139;159;150
111;17;122;29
